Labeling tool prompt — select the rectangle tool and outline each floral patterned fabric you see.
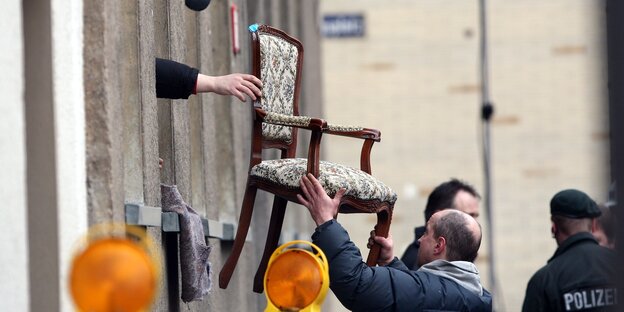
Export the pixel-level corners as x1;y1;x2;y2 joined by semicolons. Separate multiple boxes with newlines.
327;124;364;132
259;32;299;143
250;158;397;204
263;112;311;128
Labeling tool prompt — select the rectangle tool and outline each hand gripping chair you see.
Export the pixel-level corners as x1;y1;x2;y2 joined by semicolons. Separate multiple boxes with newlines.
218;24;398;293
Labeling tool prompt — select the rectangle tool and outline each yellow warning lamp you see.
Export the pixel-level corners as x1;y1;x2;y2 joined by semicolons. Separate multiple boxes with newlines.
264;240;329;312
69;224;160;312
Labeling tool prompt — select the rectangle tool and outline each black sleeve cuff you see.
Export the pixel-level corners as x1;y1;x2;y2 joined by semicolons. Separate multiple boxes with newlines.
155;58;200;99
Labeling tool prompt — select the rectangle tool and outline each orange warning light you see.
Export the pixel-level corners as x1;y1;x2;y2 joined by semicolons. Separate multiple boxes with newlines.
264;241;329;312
69;225;159;312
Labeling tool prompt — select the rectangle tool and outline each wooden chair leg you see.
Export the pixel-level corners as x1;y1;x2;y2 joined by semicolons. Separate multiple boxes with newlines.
219;185;258;289
366;207;393;266
253;196;287;293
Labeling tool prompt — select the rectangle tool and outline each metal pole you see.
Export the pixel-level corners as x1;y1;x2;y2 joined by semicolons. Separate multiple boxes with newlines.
478;0;497;305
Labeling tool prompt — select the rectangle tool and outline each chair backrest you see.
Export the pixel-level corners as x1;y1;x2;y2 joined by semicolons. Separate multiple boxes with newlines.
250;24;304;150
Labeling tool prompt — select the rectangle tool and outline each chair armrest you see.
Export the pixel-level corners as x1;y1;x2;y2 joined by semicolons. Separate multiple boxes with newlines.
256;109;326;131
325;124;381;142
325;123;382;174
255;109;326;176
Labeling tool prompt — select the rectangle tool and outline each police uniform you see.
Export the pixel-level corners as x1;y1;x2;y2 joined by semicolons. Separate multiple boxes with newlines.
522;189;618;312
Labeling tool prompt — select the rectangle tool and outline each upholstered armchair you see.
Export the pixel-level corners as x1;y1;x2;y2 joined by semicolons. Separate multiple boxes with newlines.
219;24;397;293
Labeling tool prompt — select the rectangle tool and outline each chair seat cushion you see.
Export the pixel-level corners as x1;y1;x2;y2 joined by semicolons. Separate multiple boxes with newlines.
250;158;397;204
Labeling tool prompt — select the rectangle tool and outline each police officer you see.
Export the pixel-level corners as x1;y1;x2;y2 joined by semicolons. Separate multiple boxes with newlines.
522;189;618;312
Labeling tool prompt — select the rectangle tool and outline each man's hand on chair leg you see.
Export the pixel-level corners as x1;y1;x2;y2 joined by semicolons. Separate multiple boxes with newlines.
297;173;345;226
367;232;394;266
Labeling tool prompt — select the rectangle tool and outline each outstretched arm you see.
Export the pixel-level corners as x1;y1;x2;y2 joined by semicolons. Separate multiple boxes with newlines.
311;219;426;312
196;73;262;102
155;58;262;101
297;173;396;266
299;174;424;311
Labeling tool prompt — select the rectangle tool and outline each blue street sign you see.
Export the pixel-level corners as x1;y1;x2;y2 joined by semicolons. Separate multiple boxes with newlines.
322;14;365;38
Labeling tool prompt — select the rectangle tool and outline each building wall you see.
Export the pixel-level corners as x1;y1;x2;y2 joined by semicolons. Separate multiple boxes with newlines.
23;0;61;310
51;0;88;310
320;0;608;310
2;0;609;310
0;1;28;310
82;0;322;311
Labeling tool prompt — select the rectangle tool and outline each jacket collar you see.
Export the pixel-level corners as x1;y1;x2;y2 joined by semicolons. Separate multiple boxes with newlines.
419;259;484;296
548;232;598;263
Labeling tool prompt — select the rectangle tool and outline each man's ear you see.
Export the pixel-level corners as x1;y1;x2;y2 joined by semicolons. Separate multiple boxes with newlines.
591;218;599;233
551;223;557;238
434;236;446;255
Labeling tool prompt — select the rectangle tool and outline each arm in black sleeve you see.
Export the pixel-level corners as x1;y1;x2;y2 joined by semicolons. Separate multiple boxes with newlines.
522;271;547;312
155;58;200;99
386;257;411;272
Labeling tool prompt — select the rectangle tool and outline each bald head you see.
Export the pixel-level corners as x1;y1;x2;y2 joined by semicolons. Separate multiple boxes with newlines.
432;210;482;262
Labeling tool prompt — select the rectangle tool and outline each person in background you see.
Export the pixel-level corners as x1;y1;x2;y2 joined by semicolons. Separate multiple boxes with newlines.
401;178;481;270
297;174;492;311
594;203;616;249
522;189;617;312
155;58;262;101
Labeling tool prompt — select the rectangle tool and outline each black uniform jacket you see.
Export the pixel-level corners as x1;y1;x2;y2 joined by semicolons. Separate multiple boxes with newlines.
522;232;617;312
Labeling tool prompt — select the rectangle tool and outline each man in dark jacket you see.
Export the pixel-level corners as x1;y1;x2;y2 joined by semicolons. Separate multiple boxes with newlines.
401;179;481;270
522;189;618;312
297;174;492;311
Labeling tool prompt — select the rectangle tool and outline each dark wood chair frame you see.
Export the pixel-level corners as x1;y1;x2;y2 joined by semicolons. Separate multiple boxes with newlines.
218;24;394;293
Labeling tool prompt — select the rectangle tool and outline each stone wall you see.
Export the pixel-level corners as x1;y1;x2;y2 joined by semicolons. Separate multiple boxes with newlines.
84;0;321;311
83;0;321;310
